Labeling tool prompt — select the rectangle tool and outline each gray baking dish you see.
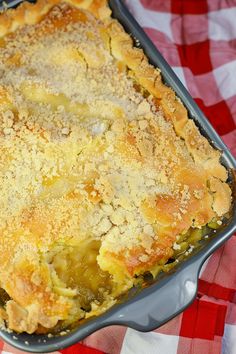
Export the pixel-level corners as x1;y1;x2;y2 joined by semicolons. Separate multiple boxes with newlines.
0;0;235;352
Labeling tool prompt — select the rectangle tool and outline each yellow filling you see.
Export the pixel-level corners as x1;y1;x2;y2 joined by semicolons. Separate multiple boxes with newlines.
48;240;112;311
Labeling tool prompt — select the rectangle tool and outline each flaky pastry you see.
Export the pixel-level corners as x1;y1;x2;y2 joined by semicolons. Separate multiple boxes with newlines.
0;0;232;334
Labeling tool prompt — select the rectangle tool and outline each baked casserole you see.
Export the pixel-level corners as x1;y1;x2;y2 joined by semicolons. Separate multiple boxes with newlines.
0;0;232;334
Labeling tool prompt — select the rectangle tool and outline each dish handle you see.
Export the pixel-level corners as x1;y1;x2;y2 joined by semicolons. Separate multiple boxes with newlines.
101;256;205;331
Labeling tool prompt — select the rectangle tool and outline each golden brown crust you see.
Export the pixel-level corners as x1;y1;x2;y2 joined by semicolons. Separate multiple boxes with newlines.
0;0;110;37
0;0;232;334
209;177;232;216
106;20;227;183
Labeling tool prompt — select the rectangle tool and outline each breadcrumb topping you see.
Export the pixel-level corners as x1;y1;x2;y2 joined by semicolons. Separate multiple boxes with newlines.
0;0;231;334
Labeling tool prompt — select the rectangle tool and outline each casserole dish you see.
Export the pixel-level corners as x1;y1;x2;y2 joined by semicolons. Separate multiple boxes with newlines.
0;0;235;352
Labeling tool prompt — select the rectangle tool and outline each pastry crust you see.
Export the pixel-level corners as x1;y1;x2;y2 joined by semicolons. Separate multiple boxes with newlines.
0;0;232;334
106;20;227;182
0;0;110;36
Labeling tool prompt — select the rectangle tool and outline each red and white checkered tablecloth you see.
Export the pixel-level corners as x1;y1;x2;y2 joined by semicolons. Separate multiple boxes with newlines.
1;0;236;353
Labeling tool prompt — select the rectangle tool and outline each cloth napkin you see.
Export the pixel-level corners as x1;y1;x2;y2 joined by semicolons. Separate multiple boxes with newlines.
1;0;236;353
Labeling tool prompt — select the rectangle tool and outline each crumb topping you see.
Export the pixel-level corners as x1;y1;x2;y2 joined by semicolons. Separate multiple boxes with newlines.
0;0;231;334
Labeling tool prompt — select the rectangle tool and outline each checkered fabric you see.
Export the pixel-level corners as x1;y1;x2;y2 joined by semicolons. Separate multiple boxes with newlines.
1;0;235;353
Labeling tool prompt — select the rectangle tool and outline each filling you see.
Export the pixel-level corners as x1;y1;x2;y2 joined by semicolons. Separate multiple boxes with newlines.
0;223;219;334
47;240;113;311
